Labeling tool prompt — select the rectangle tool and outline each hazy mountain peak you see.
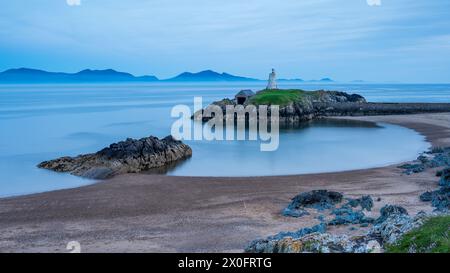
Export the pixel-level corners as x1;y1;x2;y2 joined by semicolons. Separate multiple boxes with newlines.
167;70;258;82
0;68;158;83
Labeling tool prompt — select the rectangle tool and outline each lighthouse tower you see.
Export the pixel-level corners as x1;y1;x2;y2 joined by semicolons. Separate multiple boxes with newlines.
266;68;278;90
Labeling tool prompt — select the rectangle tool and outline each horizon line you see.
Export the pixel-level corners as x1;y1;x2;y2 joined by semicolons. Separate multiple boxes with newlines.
1;67;450;84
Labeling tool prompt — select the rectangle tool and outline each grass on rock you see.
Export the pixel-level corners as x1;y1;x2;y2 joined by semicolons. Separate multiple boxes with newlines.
249;89;306;106
386;216;450;253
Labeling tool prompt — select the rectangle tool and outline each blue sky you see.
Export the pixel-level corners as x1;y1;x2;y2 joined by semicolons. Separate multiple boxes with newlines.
0;0;449;82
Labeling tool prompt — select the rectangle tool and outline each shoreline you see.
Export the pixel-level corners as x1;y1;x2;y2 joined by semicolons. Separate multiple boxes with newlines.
0;113;449;252
0;118;429;198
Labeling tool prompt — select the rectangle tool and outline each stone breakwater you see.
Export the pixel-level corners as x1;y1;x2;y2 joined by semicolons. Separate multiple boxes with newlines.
38;135;192;179
314;102;450;117
195;90;450;124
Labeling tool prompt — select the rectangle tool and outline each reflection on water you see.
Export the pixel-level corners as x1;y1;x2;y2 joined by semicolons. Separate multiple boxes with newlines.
166;118;429;177
279;118;382;130
0;83;439;196
148;119;385;175
144;157;194;175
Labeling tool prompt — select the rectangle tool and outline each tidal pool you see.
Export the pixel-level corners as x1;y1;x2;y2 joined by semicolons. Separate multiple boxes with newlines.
166;119;430;177
0;83;436;196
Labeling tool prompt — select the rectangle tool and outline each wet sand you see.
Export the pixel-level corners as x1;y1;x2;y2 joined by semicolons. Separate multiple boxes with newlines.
0;113;449;253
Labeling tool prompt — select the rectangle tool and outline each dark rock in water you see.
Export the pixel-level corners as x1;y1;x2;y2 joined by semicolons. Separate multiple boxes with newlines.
284;190;343;215
375;205;408;224
346;195;373;211
328;206;374;226
38;135;192;179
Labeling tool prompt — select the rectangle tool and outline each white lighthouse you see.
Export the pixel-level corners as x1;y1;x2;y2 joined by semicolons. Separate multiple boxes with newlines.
266;68;278;90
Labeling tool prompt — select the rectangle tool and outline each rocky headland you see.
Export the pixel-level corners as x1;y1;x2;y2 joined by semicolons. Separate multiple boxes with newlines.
194;89;450;124
245;147;450;253
38;135;192;179
246;202;431;253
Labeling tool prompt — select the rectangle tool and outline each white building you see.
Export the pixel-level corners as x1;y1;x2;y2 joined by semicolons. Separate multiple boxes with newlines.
266;69;278;89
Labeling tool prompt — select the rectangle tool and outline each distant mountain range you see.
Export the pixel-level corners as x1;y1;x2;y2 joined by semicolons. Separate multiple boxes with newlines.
165;70;258;82
0;68;334;83
309;78;334;83
278;78;334;82
0;68;159;83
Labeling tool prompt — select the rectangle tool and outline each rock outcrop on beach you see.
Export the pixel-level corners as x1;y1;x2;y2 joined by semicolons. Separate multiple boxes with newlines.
245;200;430;253
420;167;450;212
245;231;383;254
399;147;450;175
244;145;450;253
328;205;375;226
282;190;375;225
246;172;450;254
282;190;343;217
38;135;192;179
396;146;450;212
194;89;450;124
346;195;374;211
369;206;426;245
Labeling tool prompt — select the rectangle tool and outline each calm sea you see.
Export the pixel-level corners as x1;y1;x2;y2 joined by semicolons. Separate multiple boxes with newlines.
1;82;448;197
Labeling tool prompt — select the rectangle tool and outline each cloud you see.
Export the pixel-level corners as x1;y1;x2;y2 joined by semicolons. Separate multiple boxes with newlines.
66;0;81;6
366;0;381;6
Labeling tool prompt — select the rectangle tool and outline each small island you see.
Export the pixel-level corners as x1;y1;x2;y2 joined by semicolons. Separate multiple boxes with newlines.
192;69;450;124
196;88;450;124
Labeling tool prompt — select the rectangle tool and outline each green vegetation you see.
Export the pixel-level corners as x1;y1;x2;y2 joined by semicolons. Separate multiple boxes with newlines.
249;89;306;106
217;98;235;105
386;216;450;253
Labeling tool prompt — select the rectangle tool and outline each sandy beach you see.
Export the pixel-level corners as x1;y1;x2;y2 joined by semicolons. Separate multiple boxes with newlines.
0;113;449;253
